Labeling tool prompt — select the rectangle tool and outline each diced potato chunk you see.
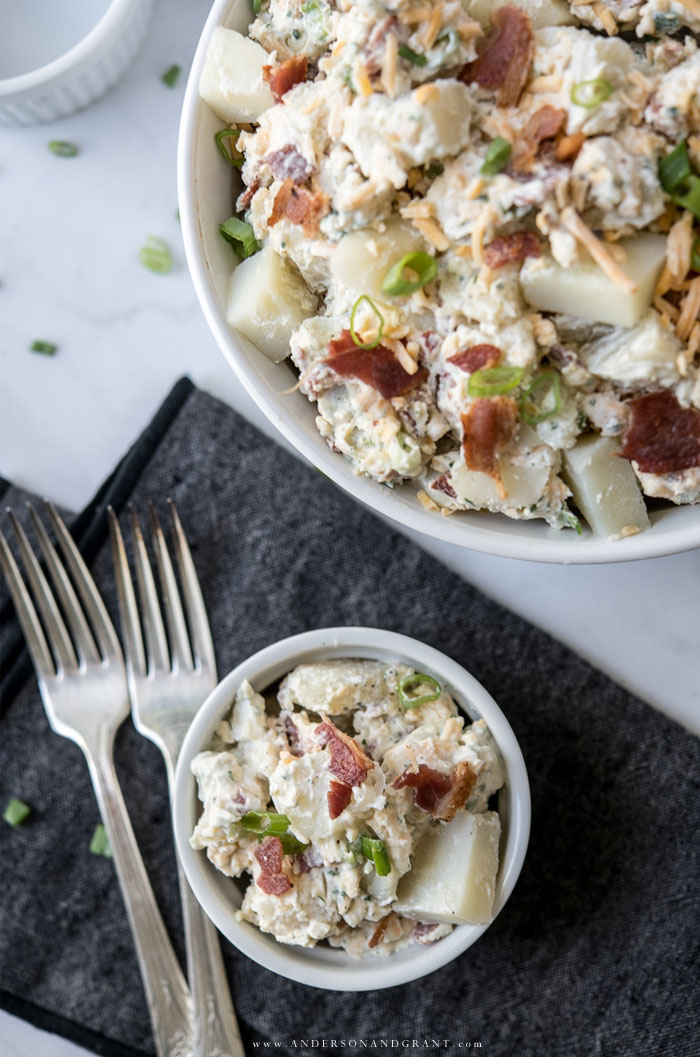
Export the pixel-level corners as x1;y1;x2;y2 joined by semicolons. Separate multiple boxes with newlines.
579;310;682;388
331;220;427;303
227;241;318;362
395;811;501;926
447;453;552;509
199;27;274;123
520;234;666;329
467;0;575;28
279;661;388;715
562;434;650;538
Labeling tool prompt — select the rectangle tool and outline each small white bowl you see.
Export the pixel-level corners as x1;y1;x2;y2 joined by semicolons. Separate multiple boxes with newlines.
173;627;530;991
0;0;154;126
178;0;700;564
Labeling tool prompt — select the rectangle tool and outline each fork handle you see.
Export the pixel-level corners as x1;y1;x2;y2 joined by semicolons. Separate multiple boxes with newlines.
84;739;194;1057
178;863;248;1057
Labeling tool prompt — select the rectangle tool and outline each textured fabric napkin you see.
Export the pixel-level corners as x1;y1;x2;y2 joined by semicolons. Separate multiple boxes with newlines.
1;378;698;1057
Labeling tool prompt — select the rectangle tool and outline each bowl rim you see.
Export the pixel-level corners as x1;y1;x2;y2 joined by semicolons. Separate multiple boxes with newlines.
0;0;140;95
177;0;700;564
172;626;531;991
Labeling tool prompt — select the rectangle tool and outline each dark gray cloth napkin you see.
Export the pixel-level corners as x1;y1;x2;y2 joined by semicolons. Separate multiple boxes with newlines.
1;378;698;1057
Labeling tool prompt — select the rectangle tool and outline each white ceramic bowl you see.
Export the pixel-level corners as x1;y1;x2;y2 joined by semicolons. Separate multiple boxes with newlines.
173;627;530;991
177;0;700;563
0;0;154;126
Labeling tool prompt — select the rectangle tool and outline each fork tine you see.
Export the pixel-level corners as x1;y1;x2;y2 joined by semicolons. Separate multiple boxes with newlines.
0;527;55;680
168;500;216;677
29;505;101;666
8;511;78;673
149;504;193;672
129;508;170;674
44;501;121;661
108;508;147;678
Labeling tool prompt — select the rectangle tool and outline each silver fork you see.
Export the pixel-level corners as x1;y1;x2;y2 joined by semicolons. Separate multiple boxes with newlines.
108;502;245;1057
0;503;193;1057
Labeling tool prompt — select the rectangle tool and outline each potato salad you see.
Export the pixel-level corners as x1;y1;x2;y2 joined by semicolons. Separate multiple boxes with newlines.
200;0;700;539
190;660;505;955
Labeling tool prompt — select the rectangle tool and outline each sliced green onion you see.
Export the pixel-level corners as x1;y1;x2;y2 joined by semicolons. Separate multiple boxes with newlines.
520;371;561;425
220;216;260;258
382;251;437;297
673;174;700;222
468;365;523;398
253;0;263;12
4;798;31;826
349;295;384;349
139;236;172;274
30;340;57;356
426;161;444;178
561;509;583;535
359;836;391;876
49;140;78;157
653;11;680;33
279;832;308;854
215;128;243;167
691;238;700;273
161;64;181;88
481;137;512;177
90;823;112;857
241;810;291;835
570;79;613;109
398;44;427;67
397;672;442;709
659;140;691;194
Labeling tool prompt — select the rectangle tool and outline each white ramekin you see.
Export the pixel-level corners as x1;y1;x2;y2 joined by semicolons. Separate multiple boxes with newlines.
0;0;154;127
172;627;531;991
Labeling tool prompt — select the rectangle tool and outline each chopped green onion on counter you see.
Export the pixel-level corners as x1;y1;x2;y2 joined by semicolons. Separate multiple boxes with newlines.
30;340;57;356
398;44;427;67
382;251;437;296
49;140;78;157
520;371;561;425
220;216;260;258
468;365;523;398
397;672;442;709
481;137;512;176
350;295;384;349
570;79;613;109
90;823;112;857
215;128;243;167
4;798;31;826
139;236;172;274
161;65;181;88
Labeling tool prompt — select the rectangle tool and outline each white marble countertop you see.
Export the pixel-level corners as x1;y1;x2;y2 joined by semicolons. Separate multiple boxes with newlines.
1;1;698;1053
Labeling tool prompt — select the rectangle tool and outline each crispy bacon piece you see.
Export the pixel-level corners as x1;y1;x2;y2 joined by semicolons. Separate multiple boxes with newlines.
414;922;440;945
447;344;501;374
237;174;260;213
263;56;308;103
316;717;373;787
431;474;457;500
513;106;566;172
268;179;329;237
421;330;442;356
254;836;291;896
368;913;396;949
462;396;519;498
460;5;534;108
283;713;304;757
393;762;476;822
483;231;541;269
266;144;314;184
325;330;428;399
619;390;700;474
328;779;353;820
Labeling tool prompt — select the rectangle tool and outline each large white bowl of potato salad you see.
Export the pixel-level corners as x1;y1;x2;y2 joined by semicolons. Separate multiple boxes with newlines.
172;628;530;990
178;0;700;561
